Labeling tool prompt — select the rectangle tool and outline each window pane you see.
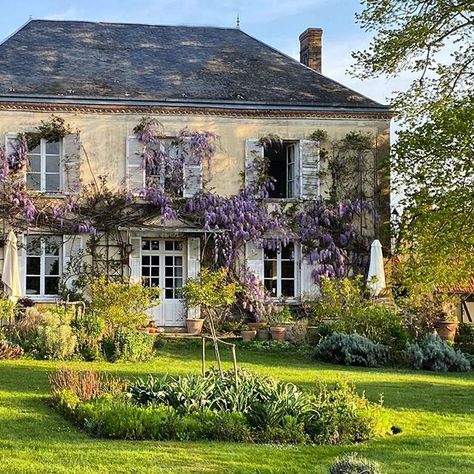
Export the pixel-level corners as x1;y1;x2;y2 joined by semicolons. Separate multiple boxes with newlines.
165;266;173;276
29;143;40;154
264;248;277;260
142;266;150;276
45;173;60;192
175;241;183;251
165;277;173;288
151;267;159;276
29;155;41;172
175;267;182;277
151;240;160;250
44;237;61;256
264;260;277;279
165;289;174;299
26;238;42;256
151;256;159;266
26;257;40;275
26;277;40;295
142;239;150;251
174;256;183;266
281;280;295;297
46;154;60;172
45;277;59;295
281;261;294;279
281;243;294;260
174;277;183;288
150;277;159;287
142;255;150;265
27;173;41;190
165;241;174;251
165;256;173;266
45;141;60;154
264;279;277;296
45;257;60;276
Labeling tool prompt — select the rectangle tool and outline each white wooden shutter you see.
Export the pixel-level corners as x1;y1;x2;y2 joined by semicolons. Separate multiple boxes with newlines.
301;139;320;199
245;240;263;281
186;237;201;319
300;253;319;299
244;139;264;190
182;138;203;197
62;234;84;290
62;133;81;194
126;136;144;195
129;236;142;283
187;237;201;279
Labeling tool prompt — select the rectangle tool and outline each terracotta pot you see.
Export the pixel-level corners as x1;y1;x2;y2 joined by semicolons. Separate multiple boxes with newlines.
148;327;157;334
241;330;257;341
435;321;459;342
270;326;286;341
248;322;265;331
186;318;205;335
257;328;270;341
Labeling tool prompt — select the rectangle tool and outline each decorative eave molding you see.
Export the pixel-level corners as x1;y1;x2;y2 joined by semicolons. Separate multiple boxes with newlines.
0;101;393;120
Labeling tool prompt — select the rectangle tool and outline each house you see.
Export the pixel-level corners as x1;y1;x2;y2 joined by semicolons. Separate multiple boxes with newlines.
0;20;391;329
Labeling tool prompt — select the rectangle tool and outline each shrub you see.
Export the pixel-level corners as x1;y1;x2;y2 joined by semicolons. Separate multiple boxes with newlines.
10;306;43;354
88;275;160;337
329;453;384;474
314;333;389;367
36;307;77;360
455;323;474;355
71;312;103;361
49;367;127;403
406;334;470;372
0;341;23;359
101;329;155;362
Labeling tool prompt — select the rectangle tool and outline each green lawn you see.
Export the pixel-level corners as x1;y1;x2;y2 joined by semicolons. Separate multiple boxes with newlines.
0;341;473;474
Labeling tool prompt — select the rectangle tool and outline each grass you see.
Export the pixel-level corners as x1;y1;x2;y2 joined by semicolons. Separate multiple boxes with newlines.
0;340;473;474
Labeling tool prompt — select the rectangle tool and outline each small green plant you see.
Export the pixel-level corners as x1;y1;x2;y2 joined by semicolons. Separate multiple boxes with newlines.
88;275;160;336
0;295;15;321
101;328;155;362
329;453;384;474
314;333;389;367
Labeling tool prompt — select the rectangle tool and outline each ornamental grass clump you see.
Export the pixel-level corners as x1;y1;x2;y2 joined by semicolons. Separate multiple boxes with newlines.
329;453;384;474
50;367;388;445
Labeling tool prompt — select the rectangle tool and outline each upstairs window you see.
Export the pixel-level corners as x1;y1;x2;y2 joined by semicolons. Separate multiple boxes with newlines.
27;139;61;193
263;242;296;298
265;141;298;199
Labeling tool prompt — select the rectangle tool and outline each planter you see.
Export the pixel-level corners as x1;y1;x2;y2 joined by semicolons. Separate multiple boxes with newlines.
186;318;205;335
241;330;257;341
270;326;286;341
435;321;459;342
257;327;270;341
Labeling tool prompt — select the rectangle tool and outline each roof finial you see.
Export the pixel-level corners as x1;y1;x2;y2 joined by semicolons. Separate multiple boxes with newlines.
236;14;240;30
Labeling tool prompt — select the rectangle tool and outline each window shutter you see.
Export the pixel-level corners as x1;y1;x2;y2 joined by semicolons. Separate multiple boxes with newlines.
126;136;144;195
245;139;264;190
129;237;142;283
62;235;84;291
301;139;320;199
300;254;318;298
63;133;81;194
182;138;203;197
187;237;201;279
245;240;263;281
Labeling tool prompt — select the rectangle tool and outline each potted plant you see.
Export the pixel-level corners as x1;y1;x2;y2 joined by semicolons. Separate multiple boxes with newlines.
147;320;158;334
269;307;291;341
240;324;257;341
435;296;459;342
257;324;270;340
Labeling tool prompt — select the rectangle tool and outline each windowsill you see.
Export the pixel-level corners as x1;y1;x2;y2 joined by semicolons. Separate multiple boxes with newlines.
29;191;67;198
269;297;301;305
26;295;61;303
263;198;302;203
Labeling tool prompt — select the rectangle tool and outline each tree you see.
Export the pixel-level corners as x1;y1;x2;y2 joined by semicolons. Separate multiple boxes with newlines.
352;0;474;290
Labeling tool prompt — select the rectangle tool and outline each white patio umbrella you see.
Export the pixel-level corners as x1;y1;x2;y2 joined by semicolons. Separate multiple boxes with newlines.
367;239;386;297
2;230;22;303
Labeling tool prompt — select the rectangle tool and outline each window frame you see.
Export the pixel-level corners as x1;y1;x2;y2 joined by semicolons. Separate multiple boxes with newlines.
264;140;301;200
24;235;62;299
26;138;63;194
263;241;299;300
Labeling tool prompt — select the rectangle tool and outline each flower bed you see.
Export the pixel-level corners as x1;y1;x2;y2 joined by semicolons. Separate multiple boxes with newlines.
49;367;389;445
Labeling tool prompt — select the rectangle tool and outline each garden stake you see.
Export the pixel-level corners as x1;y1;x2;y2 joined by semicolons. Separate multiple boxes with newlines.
201;336;206;376
230;344;239;387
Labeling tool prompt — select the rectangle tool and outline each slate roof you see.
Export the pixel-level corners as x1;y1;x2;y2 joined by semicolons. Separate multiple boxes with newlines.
0;20;387;110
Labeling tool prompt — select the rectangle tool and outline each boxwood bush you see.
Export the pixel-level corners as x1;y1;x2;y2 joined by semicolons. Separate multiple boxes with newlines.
50;367;389;445
314;333;389;367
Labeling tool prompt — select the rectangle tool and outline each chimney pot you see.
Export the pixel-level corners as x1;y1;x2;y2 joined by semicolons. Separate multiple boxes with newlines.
299;28;323;73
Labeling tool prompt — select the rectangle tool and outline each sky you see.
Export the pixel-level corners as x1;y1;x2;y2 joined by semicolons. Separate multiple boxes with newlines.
0;0;408;106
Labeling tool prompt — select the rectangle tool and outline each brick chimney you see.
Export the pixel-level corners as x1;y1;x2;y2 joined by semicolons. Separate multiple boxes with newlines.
299;28;323;73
